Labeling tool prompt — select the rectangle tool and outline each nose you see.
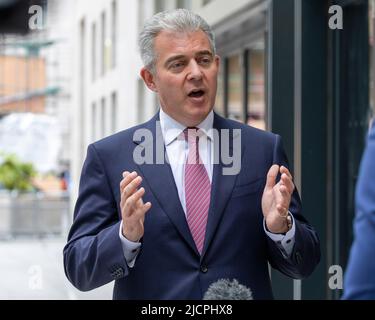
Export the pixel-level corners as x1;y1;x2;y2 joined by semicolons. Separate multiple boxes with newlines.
186;60;203;81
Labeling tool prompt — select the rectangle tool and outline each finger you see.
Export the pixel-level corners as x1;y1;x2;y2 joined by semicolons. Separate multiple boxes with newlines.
128;195;152;221
122;175;142;199
265;165;279;189
134;201;152;222
120;176;142;208
120;171;130;192
280;166;293;180
122;171;129;178
281;174;295;193
279;184;292;199
123;187;146;217
120;171;138;192
144;202;152;211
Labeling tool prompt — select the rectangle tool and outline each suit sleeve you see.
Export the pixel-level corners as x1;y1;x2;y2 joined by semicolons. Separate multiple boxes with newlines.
63;144;129;291
343;125;375;299
266;134;321;279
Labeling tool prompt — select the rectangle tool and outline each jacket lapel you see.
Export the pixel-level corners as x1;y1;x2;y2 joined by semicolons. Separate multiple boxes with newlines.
201;113;243;258
133;113;198;254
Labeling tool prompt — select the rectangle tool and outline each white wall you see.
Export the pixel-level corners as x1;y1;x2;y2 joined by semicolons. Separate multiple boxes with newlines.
44;0;75;167
71;0;155;206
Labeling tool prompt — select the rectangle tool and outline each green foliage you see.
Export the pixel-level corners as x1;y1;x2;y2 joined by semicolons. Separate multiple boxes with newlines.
0;153;37;191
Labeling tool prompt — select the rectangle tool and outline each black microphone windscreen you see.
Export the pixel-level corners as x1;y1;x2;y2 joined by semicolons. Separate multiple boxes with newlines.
203;278;253;300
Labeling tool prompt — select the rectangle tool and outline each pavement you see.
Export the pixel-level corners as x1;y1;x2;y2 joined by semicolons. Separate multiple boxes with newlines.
0;237;114;300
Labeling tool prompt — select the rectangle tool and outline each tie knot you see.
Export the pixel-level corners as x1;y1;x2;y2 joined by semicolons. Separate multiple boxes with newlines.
183;127;199;144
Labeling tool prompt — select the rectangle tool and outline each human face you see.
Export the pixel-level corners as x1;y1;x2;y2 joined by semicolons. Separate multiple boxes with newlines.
141;30;220;127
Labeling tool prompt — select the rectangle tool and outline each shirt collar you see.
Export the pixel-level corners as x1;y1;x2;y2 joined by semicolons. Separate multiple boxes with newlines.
159;108;214;146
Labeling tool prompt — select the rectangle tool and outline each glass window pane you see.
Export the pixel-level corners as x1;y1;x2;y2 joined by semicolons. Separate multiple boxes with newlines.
227;54;243;122
138;78;145;123
91;23;96;81
111;92;117;133
177;0;192;9
111;0;117;69
101;97;106;138
214;59;224;116
155;0;165;12
247;49;266;130
101;11;106;76
92;102;96;141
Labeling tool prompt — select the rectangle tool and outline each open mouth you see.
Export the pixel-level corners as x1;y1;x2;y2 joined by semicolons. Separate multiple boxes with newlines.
188;89;205;98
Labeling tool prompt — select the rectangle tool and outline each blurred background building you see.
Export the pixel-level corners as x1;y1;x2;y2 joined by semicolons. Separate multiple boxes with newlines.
0;0;374;299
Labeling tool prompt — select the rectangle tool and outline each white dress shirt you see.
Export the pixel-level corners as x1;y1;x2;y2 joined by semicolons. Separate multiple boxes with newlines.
119;108;296;267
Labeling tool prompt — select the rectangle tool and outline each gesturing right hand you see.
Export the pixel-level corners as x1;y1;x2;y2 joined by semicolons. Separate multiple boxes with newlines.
120;171;152;242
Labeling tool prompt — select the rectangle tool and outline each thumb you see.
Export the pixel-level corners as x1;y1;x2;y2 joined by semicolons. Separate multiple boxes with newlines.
265;164;279;190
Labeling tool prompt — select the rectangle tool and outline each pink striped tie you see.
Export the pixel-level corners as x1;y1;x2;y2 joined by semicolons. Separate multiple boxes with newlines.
184;127;211;254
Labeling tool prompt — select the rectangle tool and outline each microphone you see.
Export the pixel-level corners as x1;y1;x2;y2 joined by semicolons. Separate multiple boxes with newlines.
203;278;253;300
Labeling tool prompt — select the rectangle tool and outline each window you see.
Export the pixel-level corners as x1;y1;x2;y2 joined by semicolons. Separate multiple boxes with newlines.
155;0;165;12
138;0;145;32
111;92;117;133
101;11;106;76
216;47;268;127
138;79;145;123
215;59;225;116
247;49;266;130
92;102;97;141
101;97;106;137
177;0;192;9
91;22;96;81
111;1;117;69
227;54;243;122
79;18;86;160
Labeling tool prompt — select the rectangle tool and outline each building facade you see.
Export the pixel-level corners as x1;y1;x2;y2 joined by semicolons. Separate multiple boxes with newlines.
0;0;73;172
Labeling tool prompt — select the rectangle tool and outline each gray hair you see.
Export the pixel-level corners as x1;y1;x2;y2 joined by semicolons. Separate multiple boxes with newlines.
139;9;216;73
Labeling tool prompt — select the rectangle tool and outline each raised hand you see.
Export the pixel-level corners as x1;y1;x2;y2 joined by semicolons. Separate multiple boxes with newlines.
120;171;152;242
261;165;294;234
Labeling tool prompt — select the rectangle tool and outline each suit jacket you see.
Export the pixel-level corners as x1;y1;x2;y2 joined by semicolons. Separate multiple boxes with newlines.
343;122;375;299
63;112;320;299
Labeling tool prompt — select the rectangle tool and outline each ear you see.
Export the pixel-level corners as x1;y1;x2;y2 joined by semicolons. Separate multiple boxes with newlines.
214;55;220;69
140;67;158;92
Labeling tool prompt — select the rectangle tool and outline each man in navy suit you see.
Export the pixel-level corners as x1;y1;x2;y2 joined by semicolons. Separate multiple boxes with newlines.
343;120;375;299
63;9;320;299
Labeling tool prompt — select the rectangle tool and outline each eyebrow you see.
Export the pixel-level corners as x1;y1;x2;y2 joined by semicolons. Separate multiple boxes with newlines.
195;50;213;57
164;55;186;67
164;50;213;67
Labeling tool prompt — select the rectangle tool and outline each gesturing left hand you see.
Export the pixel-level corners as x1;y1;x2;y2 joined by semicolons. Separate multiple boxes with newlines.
261;165;295;234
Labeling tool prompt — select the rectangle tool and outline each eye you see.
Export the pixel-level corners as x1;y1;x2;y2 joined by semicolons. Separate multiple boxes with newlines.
198;56;213;66
169;61;185;70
